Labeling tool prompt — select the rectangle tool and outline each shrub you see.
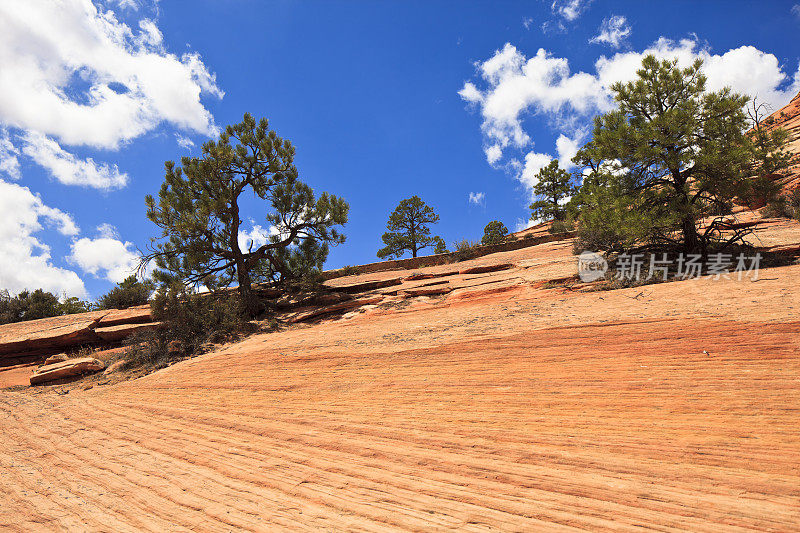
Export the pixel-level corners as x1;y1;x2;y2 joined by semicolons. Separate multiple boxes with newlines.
450;239;481;262
788;188;800;221
122;285;252;369
548;219;575;235
433;236;449;254
339;265;360;276
0;289;62;324
762;196;792;218
59;297;95;315
97;275;155;309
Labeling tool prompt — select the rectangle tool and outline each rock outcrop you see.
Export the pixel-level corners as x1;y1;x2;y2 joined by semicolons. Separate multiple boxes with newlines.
29;357;106;385
0;306;159;367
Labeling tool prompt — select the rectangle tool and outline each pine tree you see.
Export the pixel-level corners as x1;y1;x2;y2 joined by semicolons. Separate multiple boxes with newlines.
481;220;509;245
377;196;442;259
142;114;349;315
573;55;751;255
529;160;574;222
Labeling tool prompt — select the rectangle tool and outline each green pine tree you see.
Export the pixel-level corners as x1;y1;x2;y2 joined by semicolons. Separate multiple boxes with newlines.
573;55;751;256
529;160;574;222
377;196;442;259
142;114;349;315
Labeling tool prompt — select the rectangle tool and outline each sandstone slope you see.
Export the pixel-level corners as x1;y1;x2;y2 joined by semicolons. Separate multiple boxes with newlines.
1;216;799;530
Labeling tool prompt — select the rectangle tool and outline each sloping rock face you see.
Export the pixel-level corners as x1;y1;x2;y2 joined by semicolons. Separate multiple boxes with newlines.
29;357;105;385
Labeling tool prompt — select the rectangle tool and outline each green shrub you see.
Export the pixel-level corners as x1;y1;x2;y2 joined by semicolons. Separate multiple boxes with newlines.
122;285;252;369
788;188;800;221
97;275;155;309
762;196;792;218
548;219;575;235
339;265;360;276
433;236;449;254
0;289;61;324
450;239;481;262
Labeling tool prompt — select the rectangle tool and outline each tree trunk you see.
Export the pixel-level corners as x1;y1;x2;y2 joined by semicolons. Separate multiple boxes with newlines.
681;215;699;254
230;198;259;316
236;259;259;316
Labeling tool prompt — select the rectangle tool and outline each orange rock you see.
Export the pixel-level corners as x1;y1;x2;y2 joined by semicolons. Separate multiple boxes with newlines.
96;305;153;327
43;353;68;365
287;296;383;323
93;322;162;343
458;263;513;275
401;286;453;297
30;357;105;385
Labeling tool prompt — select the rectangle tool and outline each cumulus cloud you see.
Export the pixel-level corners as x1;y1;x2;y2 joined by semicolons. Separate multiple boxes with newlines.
518;152;552;190
590;15;631;49
468;192;485;205
0;129;20;180
0;1;221;297
460;37;800;193
458;43;606;156
551;0;592;21
0;0;222;150
21;132;128;189
0;179;86;297
69;224;140;283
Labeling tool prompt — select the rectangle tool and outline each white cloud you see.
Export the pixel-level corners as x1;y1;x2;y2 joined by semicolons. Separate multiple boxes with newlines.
792;4;800;18
458;44;607;154
514;217;537;232
69;225;140;283
21;132;128;189
468;191;485;205
0;179;86;297
461;37;800;193
523;17;534;30
485;144;503;165
111;0;143;10
0;0;222;150
175;133;195;150
590;15;631;49
555;132;584;169
519;151;553;191
238;223;277;252
0;129;20;180
551;0;592;21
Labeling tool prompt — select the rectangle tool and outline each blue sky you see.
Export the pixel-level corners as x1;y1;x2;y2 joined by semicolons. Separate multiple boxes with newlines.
1;0;798;300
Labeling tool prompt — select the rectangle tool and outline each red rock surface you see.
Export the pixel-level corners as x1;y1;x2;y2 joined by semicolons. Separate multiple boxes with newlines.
93;322;162;343
96;305;152;327
0;306;159;368
0;314;104;363
29;357;106;386
1;209;799;528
